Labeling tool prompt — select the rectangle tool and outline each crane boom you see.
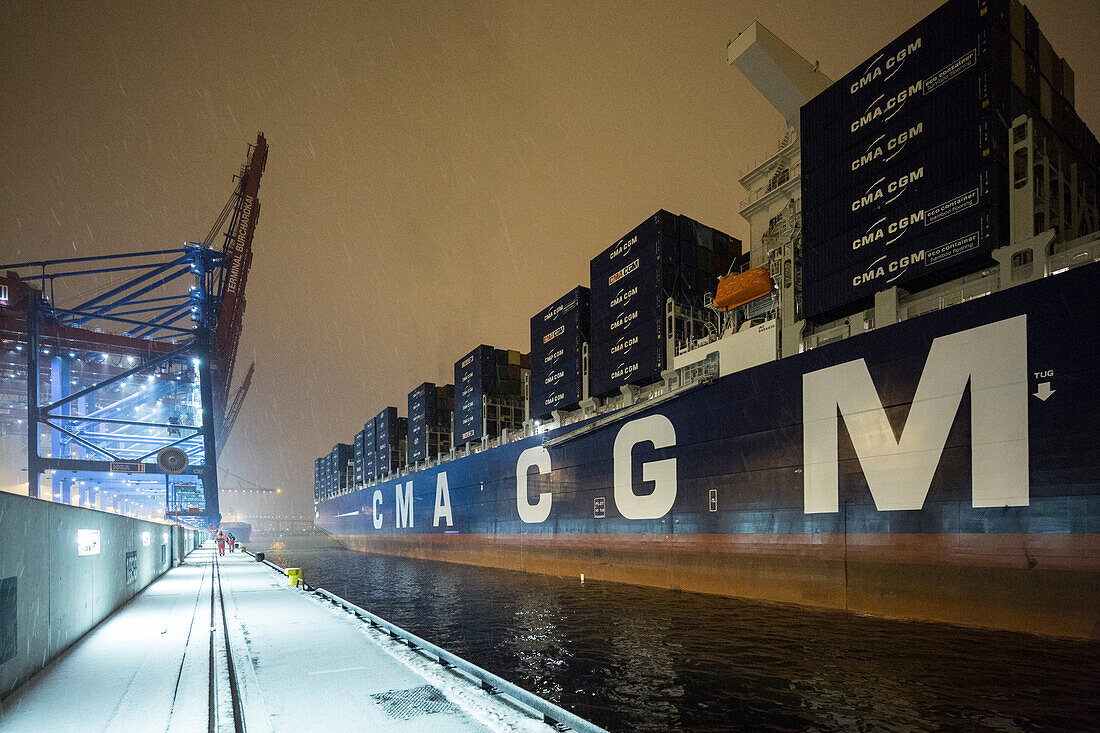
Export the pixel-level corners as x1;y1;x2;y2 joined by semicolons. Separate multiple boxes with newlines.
212;133;267;428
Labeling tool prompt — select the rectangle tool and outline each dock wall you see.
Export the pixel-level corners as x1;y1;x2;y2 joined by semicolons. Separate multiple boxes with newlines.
0;492;201;699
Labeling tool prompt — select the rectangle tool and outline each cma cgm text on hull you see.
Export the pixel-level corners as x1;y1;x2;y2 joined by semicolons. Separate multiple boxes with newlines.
319;266;1100;638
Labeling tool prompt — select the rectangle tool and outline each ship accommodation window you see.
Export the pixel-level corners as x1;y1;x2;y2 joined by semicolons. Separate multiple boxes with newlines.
1013;149;1029;188
1011;249;1034;281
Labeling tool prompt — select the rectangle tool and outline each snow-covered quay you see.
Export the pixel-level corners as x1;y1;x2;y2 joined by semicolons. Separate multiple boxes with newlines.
0;543;596;732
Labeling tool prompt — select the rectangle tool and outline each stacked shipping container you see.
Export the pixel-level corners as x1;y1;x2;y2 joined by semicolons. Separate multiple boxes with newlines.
800;0;1099;321
454;345;529;444
353;429;365;485
374;407;406;477
588;209;742;396
530;287;589;419
407;382;454;463
318;443;353;499
363;418;376;481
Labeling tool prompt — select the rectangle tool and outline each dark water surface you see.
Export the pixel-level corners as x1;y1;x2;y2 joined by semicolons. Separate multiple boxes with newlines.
257;540;1099;732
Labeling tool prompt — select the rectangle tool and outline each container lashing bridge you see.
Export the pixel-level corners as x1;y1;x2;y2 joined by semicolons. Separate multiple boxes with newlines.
0;133;268;527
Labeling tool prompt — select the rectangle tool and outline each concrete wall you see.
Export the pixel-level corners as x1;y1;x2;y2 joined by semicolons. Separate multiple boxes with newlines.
0;492;200;699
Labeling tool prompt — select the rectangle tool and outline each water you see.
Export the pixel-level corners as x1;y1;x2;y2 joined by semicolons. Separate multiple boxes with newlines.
257;540;1100;732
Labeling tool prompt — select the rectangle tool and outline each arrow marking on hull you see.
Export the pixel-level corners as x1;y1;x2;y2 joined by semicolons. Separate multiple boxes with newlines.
1033;382;1056;401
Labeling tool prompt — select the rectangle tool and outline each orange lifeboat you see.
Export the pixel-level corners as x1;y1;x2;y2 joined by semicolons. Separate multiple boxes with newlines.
713;267;774;311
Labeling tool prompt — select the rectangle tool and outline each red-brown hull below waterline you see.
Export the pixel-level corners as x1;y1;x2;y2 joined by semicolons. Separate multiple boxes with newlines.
333;532;1100;640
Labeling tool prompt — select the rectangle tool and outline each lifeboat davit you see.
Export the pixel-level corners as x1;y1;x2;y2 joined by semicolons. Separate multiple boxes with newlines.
713;267;774;311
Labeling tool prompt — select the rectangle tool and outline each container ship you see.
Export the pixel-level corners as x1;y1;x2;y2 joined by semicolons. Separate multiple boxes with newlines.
315;0;1100;639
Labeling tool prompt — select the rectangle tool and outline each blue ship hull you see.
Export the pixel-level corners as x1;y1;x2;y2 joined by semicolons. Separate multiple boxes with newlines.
318;263;1100;638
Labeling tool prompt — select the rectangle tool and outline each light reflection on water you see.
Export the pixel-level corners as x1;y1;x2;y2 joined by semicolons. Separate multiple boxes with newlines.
258;541;1100;732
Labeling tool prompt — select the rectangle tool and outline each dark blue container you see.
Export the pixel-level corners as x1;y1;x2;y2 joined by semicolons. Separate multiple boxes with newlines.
375;407;399;474
455;394;483;445
590;314;665;397
408;383;438;463
803;162;1007;289
531;287;590;417
364;418;377;479
353;429;365;484
802;116;1005;236
803;204;1006;321
801;0;1009;134
801;45;1011;175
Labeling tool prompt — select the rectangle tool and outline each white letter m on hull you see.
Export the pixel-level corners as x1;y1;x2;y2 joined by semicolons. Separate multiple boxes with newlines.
803;315;1029;513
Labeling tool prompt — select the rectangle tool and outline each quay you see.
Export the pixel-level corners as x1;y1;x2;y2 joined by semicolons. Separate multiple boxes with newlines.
0;525;600;731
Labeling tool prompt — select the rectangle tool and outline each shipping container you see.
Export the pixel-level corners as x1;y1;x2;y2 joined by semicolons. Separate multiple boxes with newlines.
588;211;740;396
454;344;525;444
530;286;589;417
804;161;1008;282
791;0;1100;321
353;429;365;485
529;353;584;419
802;49;1012;175
364;418;376;480
326;443;353;496
803;115;1005;228
589;314;666;397
408;382;454;463
373;407;404;476
531;286;590;346
804;205;1007;320
801;0;1009;128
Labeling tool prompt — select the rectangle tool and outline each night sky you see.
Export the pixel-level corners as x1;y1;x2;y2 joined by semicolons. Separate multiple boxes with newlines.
2;1;1097;516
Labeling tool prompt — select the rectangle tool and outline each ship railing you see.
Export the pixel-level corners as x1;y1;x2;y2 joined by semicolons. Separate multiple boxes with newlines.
245;550;605;733
1046;234;1099;274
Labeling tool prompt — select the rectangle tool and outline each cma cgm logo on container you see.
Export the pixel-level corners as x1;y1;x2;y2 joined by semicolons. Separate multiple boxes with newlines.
542;325;565;344
849;50;976;133
850;123;924;171
850;37;922;94
609;234;638;262
610;310;641;332
610;286;638;309
611;361;641;380
543;303;565;322
542;348;564;365
608;259;640;286
850;80;924;132
850;167;924;212
611;335;639;356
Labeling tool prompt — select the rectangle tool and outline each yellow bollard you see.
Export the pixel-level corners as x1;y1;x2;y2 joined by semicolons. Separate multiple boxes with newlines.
286;567;302;587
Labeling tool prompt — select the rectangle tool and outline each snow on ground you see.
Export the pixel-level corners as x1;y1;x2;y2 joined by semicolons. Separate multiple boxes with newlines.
297;587;559;733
